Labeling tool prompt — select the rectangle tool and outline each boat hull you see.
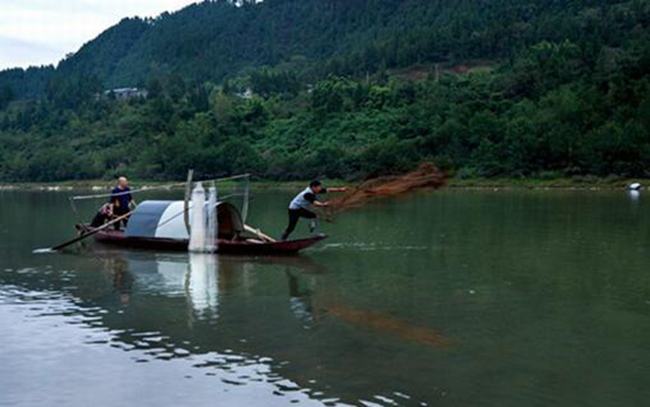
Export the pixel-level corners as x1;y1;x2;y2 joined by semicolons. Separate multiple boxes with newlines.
93;229;325;255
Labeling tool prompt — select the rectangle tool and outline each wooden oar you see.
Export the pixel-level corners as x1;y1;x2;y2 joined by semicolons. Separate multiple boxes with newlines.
51;211;133;251
244;224;277;243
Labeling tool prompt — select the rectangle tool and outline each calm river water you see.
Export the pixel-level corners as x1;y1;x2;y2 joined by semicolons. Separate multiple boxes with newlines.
1;188;649;406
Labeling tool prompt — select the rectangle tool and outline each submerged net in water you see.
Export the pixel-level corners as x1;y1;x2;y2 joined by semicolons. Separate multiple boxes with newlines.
325;163;446;217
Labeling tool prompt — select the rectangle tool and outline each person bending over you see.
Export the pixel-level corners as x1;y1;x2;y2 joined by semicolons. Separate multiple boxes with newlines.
90;203;113;228
281;180;347;241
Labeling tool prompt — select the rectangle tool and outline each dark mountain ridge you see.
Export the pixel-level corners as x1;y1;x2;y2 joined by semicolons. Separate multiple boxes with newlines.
3;0;646;98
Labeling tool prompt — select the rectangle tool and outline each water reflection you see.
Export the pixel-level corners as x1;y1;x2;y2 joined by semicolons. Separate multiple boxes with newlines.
287;271;315;328
1;251;345;405
77;249;448;405
95;249;327;326
628;189;641;202
0;287;321;406
187;254;220;321
94;249;452;351
5;189;650;406
98;255;132;304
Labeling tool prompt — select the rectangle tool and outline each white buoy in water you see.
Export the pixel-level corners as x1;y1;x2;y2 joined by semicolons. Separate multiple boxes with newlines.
32;248;55;254
189;182;206;252
628;182;642;191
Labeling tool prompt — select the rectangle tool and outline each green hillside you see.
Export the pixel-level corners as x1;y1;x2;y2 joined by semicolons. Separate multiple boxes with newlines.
0;0;649;181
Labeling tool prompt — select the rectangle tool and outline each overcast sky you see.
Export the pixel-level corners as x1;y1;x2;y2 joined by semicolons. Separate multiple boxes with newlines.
0;0;198;70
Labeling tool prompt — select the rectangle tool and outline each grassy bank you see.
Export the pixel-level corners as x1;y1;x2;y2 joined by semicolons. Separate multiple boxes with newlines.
2;176;645;192
447;176;646;190
0;179;346;192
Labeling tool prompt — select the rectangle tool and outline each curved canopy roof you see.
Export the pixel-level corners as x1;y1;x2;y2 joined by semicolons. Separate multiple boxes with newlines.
126;200;243;240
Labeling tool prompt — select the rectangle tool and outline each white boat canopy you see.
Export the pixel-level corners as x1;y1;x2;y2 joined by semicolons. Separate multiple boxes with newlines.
126;200;244;240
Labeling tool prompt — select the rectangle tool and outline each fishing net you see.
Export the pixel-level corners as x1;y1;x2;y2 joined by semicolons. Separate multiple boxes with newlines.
325;163;446;217
215;175;250;224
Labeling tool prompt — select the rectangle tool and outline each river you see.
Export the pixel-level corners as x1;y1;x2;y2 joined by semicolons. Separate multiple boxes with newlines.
1;188;649;406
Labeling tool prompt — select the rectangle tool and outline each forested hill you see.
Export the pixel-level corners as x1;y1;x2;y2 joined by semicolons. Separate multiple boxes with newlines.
0;0;649;182
3;0;646;97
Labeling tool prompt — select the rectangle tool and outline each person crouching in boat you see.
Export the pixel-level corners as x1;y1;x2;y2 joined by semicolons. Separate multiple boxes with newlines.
281;180;347;241
90;203;114;228
110;177;135;230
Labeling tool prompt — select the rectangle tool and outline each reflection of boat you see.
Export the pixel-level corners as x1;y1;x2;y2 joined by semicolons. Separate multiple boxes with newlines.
99;250;323;324
103;249;450;349
89;200;326;255
83;250;446;405
186;253;220;318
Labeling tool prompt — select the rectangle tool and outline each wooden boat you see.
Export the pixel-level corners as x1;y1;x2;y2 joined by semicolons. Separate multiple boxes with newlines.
84;200;326;255
92;229;326;255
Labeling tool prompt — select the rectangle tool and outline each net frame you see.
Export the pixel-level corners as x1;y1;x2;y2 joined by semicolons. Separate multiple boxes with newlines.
68;173;251;225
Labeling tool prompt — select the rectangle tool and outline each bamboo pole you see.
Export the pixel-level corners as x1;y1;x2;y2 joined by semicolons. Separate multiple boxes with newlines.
184;169;194;235
51;211;133;251
244;224;277;243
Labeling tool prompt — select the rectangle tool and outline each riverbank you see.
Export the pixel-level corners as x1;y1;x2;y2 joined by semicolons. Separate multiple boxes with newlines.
447;176;647;190
1;176;646;192
0;179;337;192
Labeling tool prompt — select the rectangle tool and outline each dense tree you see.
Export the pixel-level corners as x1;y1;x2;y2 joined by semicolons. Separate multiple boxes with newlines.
0;0;649;182
0;86;13;109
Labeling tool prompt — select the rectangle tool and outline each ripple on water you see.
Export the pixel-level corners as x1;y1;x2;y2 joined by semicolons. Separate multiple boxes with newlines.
1;268;434;406
0;286;356;405
319;242;429;252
